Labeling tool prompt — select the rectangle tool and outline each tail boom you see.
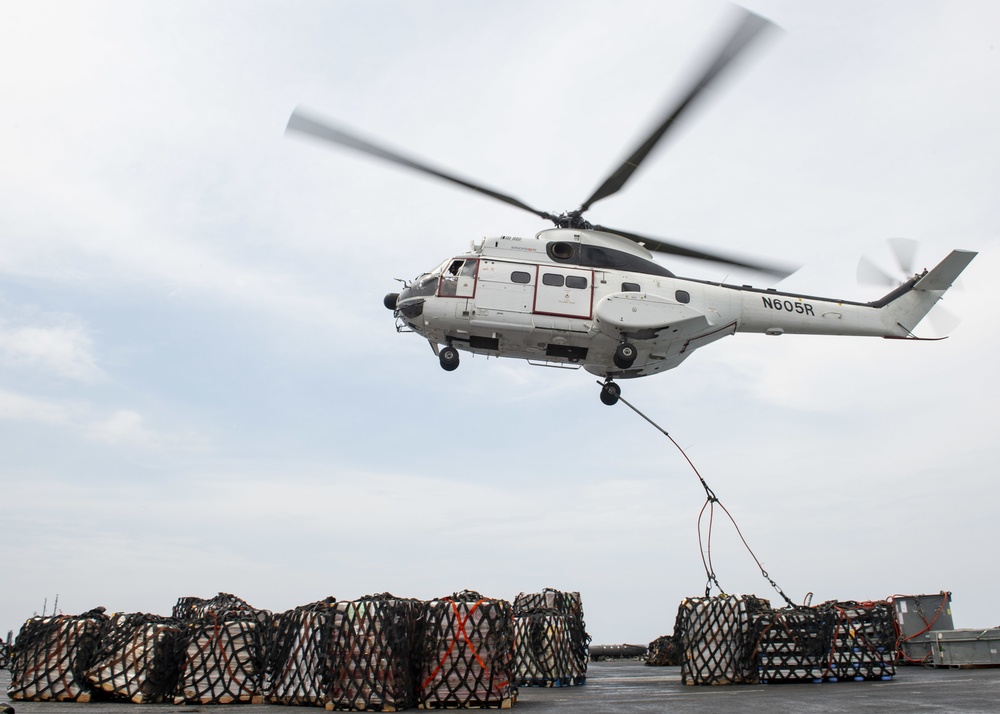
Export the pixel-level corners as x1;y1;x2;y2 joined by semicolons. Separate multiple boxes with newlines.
735;249;977;338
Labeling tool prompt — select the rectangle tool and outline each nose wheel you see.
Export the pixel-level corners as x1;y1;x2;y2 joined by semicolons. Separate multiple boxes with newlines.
600;379;621;406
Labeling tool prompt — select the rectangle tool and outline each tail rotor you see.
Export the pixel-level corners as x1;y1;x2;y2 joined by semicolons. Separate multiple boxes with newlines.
858;238;962;337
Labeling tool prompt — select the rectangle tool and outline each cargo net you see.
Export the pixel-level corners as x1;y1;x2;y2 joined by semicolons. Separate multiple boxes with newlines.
755;606;835;683
174;611;268;704
512;589;589;687
327;594;419;712
826;602;896;681
512;612;585;687
675;595;770;685
645;634;682;667
172;592;259;621
755;601;896;683
1;631;11;670
512;589;583;619
84;612;186;703
264;599;336;707
416;591;517;709
7;608;109;702
646;603;687;668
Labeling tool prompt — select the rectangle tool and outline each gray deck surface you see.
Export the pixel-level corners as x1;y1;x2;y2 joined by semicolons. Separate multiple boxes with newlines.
4;660;999;713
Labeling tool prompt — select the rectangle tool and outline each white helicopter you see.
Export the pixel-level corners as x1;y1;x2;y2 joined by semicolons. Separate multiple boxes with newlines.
287;10;975;406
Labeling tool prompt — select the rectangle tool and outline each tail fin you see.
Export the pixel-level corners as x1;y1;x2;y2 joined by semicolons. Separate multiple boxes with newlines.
913;249;977;291
882;249;977;336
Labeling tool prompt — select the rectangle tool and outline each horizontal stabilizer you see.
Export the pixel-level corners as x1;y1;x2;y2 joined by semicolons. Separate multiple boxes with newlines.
914;249;977;292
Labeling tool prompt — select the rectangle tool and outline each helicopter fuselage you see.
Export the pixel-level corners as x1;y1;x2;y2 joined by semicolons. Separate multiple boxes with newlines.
388;228;976;382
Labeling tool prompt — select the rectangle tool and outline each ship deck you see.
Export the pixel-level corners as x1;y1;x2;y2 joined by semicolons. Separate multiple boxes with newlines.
4;659;999;713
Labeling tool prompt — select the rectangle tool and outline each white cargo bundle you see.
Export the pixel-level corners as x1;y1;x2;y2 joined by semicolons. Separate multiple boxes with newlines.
7;609;108;702
676;594;768;686
174;615;266;704
416;591;516;709
85;613;185;703
265;604;334;707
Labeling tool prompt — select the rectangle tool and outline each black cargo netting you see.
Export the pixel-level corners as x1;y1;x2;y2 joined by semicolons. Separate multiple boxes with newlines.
827;602;896;681
174;612;268;704
84;612;186;703
645;633;682;667
416;591;517;709
512;589;589;687
7;608;109;702
264;600;335;707
0;633;10;670
755;606;835;683
512;589;582;619
172;592;257;621
512;612;584;686
755;601;896;683
675;595;770;685
327;594;419;712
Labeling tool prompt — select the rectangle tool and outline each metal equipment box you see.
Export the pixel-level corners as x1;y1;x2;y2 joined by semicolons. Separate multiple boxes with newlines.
931;629;1000;668
894;592;954;664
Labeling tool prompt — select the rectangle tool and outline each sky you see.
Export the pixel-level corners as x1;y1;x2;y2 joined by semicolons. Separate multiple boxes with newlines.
1;0;998;645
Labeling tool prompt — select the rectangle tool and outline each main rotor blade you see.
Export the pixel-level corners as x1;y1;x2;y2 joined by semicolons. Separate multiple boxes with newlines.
579;8;774;214
600;224;797;278
286;108;553;221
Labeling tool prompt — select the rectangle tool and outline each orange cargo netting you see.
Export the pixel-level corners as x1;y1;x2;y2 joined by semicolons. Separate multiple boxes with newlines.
417;591;517;709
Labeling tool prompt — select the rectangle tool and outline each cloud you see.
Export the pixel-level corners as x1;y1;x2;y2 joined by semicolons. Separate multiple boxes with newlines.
0;389;71;425
86;409;157;446
0;321;105;381
0;386;182;451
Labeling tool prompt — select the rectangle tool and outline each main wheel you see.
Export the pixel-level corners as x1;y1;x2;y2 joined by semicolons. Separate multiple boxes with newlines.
439;346;460;371
600;381;621;406
614;342;637;369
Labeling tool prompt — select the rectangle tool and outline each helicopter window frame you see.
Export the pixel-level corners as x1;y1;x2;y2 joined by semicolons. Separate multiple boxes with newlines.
437;258;479;298
510;270;532;284
578;244;675;278
541;273;565;287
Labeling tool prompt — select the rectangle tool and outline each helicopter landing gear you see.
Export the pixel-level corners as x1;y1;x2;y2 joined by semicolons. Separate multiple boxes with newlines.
439;344;460;371
614;340;637;369
600;379;621;406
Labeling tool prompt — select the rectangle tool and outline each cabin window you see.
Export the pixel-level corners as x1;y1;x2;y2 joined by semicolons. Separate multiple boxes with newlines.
622;282;641;292
511;271;531;284
565;275;588;289
439;258;478;298
542;273;565;287
675;289;691;304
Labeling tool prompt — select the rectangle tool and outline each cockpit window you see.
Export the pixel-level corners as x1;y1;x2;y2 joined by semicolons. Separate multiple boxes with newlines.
439;258;478;298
